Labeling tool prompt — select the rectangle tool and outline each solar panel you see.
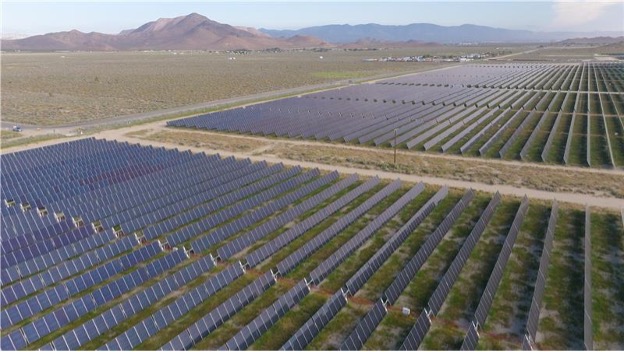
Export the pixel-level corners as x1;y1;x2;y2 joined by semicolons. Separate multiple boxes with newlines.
584;205;593;350
400;311;431;350
460;323;480;350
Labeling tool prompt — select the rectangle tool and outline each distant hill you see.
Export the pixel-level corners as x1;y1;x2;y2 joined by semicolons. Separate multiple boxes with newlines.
339;38;442;49
557;36;624;45
1;13;331;51
261;23;622;44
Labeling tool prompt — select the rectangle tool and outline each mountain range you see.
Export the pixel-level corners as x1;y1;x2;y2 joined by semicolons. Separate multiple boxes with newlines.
1;13;330;51
261;23;622;44
2;13;622;51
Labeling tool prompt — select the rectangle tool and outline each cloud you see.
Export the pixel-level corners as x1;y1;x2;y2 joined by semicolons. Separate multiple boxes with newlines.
550;0;621;31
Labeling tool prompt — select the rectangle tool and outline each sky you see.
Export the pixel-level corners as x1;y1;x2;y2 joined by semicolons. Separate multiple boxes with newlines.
2;1;623;37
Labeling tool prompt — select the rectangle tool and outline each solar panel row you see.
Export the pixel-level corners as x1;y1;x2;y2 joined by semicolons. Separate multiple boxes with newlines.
383;189;475;305
164;165;305;246
306;180;414;286
1;248;188;350
341;189;473;350
2;235;138;307
223;280;310;350
275;178;400;277
101;262;244;351
49;255;215;351
400;311;432;351
216;172;351;260
499;109;540;158
523;201;558;349
161;271;276;351
460;195;529;350
540;106;567;162
428;192;501;316
400;192;501;350
584;206;593;351
461;323;480;351
191;169;336;254
520;110;551;161
1;241;162;329
245;176;381;269
340;300;387;350
280;290;347;350
345;184;445;295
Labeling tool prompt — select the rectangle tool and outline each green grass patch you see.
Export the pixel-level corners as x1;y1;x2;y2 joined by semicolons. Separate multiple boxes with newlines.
590;211;624;349
189;281;291;350
536;208;584;350
364;311;415;350
433;199;519;325
250;293;328;350
479;203;551;350
306;303;368;350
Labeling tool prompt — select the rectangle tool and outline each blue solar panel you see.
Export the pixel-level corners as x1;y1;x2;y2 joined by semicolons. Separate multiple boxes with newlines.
53;335;70;351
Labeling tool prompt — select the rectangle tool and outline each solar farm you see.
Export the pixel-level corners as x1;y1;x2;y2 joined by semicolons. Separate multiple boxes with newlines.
1;59;624;352
1;134;622;351
169;62;624;169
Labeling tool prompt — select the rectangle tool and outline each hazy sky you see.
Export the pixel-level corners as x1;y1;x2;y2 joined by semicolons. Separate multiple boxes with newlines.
2;1;623;36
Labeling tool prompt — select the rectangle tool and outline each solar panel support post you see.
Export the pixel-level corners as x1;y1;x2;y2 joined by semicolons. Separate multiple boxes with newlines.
393;128;398;166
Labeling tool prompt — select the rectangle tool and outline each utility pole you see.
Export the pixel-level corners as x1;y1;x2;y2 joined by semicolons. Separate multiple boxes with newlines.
394;128;398;166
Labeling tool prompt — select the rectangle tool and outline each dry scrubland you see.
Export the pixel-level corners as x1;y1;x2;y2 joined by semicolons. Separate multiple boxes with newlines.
2;49;447;126
506;44;624;61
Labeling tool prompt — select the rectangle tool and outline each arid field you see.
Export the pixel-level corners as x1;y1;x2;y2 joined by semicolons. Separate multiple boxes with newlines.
1;45;528;126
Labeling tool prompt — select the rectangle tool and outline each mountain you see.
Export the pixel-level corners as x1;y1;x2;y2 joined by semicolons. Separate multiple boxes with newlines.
1;13;331;51
261;23;622;44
